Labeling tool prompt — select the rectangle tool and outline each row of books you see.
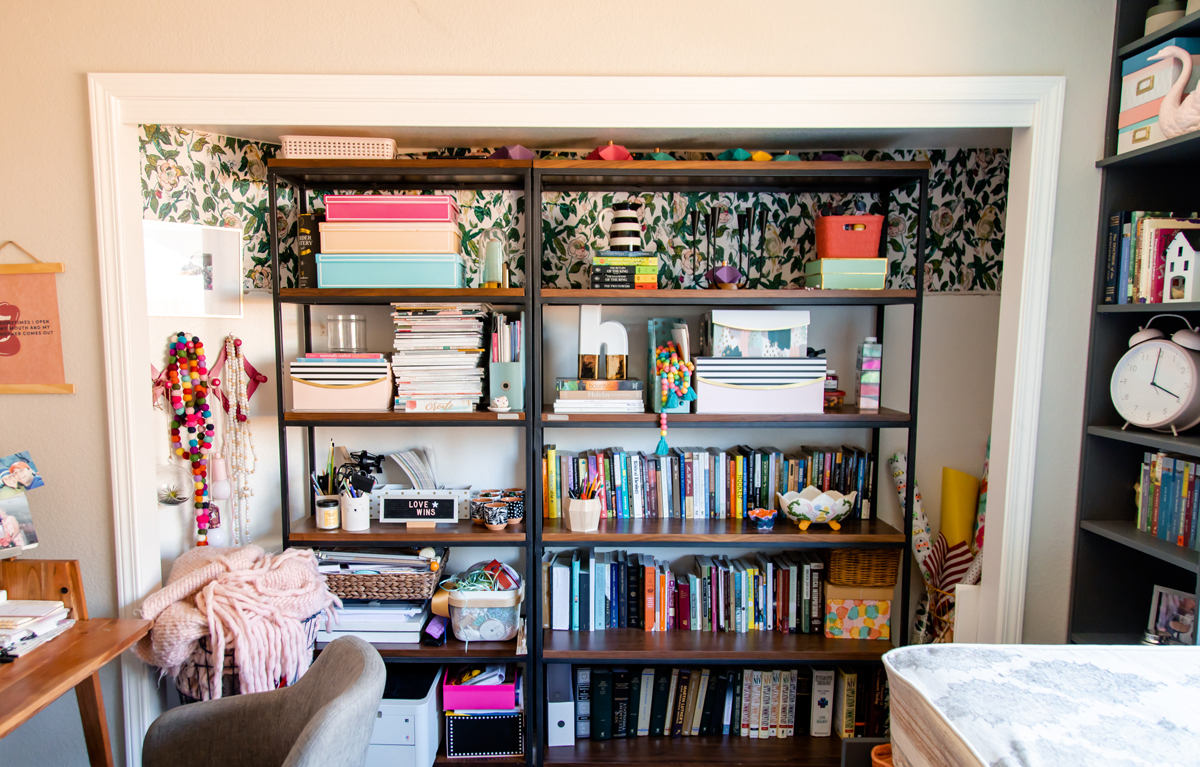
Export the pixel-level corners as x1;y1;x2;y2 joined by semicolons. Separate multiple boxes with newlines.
552;378;645;415
543;549;827;635
574;665;887;740
1102;211;1200;304
1137;451;1200;550
391;302;485;413
589;253;660;290
542;443;873;520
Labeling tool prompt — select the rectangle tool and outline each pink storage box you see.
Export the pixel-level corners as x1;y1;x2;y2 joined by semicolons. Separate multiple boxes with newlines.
443;669;517;711
291;371;393;411
324;194;460;223
1119;97;1164;129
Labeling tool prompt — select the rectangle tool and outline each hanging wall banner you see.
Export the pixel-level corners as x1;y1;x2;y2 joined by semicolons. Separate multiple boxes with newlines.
0;242;74;394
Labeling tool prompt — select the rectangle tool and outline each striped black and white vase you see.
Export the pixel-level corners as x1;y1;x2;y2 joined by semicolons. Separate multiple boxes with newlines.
607;201;643;252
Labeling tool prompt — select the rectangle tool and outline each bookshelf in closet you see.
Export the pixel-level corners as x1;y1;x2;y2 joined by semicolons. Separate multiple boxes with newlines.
267;157;929;767
1069;1;1200;647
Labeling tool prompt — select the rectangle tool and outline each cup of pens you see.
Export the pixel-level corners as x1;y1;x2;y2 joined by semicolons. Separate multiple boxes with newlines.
564;477;602;532
341;492;370;532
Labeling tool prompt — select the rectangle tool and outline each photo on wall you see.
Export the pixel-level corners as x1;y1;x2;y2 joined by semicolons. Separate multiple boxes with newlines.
142;219;244;318
0;492;38;552
1149;585;1197;645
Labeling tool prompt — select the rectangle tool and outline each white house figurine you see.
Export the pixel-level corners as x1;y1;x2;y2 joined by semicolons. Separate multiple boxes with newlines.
1165;230;1200;303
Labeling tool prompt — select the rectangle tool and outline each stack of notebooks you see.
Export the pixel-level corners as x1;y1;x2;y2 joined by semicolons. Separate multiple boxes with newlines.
317;194;464;289
569;665;886;740
589;252;659;290
553;378;645;415
543;549;827;636
0;598;74;658
541;444;872;520
391;303;486;413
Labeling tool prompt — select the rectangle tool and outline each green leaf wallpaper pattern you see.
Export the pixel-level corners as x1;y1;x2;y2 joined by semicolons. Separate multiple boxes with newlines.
140;127;1006;293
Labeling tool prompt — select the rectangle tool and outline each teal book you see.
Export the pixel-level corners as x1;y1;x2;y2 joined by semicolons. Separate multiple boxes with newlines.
649;668;671;736
592;668;613;740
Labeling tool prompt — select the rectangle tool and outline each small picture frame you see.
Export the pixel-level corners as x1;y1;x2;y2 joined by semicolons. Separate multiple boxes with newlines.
1148;585;1197;645
142;220;244;318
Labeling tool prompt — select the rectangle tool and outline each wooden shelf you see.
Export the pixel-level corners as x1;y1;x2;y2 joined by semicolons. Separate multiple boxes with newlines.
1117;9;1200;57
290;516;526;546
279;288;525;305
1086;424;1200;459
539;288;915;306
534;159;930;193
540;517;903;547
1079;519;1200;572
1096;130;1200;169
541;628;892;662
541;406;909;429
268;158;531;189
318;636;523;661
542;734;843;766
285;411;525;427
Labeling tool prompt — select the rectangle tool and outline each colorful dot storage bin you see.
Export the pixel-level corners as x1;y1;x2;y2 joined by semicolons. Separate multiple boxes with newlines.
824;584;892;640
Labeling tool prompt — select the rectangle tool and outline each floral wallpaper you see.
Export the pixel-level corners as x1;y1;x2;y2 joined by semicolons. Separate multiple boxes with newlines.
140;127;1007;293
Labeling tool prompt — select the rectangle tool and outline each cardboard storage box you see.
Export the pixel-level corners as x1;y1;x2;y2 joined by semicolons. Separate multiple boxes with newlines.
319;222;462;254
366;664;442;767
1120;38;1200;112
291;369;393;411
1117;115;1165;155
316;253;464;289
824;584;892;641
701;310;810;358
693;356;826;414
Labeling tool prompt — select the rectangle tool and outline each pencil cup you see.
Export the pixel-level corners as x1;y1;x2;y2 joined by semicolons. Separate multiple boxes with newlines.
315;495;340;530
502;496;525;526
470;497;489;525
484;502;510;531
341;494;370;532
565;498;602;533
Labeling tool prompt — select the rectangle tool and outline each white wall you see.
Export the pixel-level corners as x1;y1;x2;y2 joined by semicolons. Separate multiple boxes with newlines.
0;1;1111;764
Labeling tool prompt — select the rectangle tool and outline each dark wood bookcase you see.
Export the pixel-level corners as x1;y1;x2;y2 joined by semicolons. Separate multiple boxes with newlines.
1069;0;1200;647
266;157;928;766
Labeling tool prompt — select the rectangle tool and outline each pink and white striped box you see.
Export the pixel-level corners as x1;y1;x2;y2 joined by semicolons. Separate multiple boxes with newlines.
323;194;460;223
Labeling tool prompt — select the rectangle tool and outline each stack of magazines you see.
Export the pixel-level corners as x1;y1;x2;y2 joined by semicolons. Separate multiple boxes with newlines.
0;599;74;658
391;303;486;413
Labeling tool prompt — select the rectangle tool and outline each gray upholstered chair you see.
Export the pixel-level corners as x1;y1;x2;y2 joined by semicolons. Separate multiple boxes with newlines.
143;636;386;767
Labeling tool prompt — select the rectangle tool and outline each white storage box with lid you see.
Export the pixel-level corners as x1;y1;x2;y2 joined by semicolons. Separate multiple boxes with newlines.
700;310;810;358
445;585;524;642
365;664;443;767
280;135;396;160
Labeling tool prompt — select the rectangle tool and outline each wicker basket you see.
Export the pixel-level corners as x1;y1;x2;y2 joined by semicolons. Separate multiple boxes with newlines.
827;548;902;588
324;569;440;601
176;613;320;703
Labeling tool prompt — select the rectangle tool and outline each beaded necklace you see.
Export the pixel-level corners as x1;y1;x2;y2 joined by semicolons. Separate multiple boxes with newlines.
167;332;215;546
222;334;257;545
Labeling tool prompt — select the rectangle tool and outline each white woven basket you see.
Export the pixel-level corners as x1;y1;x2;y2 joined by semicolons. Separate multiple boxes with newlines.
279;135;396;160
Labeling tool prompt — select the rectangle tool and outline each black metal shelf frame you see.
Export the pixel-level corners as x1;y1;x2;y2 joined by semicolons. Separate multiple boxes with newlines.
268;159;929;767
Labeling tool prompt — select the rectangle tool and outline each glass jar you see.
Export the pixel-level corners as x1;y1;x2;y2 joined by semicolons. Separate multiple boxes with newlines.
327;314;366;352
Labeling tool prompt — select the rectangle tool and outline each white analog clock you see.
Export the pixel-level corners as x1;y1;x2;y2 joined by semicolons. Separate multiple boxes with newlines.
1110;318;1200;434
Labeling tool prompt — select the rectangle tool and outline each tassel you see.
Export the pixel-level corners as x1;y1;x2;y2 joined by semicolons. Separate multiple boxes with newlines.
655;413;669;456
682;388;696;402
666;390;681;409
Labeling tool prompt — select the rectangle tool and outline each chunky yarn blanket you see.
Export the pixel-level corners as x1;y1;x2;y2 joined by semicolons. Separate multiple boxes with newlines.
135;545;340;699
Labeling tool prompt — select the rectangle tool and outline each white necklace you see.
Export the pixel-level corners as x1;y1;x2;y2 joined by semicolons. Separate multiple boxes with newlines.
222;334;257;545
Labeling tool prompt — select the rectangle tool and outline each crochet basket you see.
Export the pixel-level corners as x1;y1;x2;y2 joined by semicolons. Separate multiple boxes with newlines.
826;548;902;588
322;551;445;602
176;612;321;703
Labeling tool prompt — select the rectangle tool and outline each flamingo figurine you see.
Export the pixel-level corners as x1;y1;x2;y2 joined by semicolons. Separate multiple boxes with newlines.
1150;45;1200;138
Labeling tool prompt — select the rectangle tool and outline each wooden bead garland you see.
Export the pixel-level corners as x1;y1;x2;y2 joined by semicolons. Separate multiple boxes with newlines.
167;332;216;546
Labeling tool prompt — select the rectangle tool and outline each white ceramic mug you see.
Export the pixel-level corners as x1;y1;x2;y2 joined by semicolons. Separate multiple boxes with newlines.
340;494;370;532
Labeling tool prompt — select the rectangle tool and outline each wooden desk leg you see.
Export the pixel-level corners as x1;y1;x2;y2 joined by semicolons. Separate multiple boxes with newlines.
75;671;114;767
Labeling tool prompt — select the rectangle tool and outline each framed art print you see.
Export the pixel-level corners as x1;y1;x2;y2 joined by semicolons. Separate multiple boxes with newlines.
143;220;244;318
1149;585;1197;645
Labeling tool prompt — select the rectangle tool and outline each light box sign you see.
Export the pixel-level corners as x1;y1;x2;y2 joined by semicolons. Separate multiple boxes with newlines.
380;493;458;526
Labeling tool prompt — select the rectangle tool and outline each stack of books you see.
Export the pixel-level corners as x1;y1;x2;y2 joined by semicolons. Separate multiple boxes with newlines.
589;252;659;290
552;378;644;415
391;303;486;413
317;601;430;645
0;599;74;658
567;665;886;741
543;549;827;636
1103;210;1200;304
542;444;872;520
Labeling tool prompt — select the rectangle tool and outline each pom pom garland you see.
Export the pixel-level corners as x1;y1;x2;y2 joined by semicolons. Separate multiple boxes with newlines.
166;332;216;546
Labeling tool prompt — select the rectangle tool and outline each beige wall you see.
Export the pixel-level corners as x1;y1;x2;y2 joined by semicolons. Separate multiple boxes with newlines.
0;0;1112;763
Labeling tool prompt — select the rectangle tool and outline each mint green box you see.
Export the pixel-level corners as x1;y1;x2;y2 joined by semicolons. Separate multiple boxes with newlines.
804;258;887;289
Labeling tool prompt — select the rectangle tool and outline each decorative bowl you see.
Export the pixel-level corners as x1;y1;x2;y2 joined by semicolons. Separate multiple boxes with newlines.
747;508;778;530
776;487;857;531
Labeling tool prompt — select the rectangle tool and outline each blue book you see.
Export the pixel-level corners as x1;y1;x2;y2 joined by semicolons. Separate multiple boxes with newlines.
1160;458;1175;542
571;549;581;631
1117;216;1132;304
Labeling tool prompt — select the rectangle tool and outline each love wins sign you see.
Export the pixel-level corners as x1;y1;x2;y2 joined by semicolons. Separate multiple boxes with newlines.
381;494;458;525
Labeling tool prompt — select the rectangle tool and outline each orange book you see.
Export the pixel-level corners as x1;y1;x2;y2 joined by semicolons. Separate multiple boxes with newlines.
659;568;669;631
644;557;657;631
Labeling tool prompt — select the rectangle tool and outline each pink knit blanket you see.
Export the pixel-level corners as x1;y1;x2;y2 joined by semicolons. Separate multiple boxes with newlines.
134;545;340;699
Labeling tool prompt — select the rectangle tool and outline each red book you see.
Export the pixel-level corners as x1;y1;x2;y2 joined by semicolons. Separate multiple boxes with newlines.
304;352;385;359
678;576;691;631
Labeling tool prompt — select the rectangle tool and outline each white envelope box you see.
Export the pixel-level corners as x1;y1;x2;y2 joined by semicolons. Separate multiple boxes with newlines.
693;357;826;414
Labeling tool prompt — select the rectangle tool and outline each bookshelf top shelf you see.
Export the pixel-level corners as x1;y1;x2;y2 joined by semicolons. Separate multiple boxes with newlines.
279;288;526;305
541;628;893;662
541;407;910;429
540;288;915;306
290;517;527;545
1096;130;1200;169
540;517;904;546
1117;9;1200;57
267;158;530;189
1079;519;1200;572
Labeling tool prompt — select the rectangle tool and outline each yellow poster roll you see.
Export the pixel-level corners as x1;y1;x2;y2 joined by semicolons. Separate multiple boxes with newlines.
940;467;980;548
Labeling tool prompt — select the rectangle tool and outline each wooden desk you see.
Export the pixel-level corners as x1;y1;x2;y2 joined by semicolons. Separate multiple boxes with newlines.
0;618;151;766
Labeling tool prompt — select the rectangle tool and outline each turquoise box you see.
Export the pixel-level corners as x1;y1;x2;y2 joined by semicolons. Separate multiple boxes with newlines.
316;253;464;289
